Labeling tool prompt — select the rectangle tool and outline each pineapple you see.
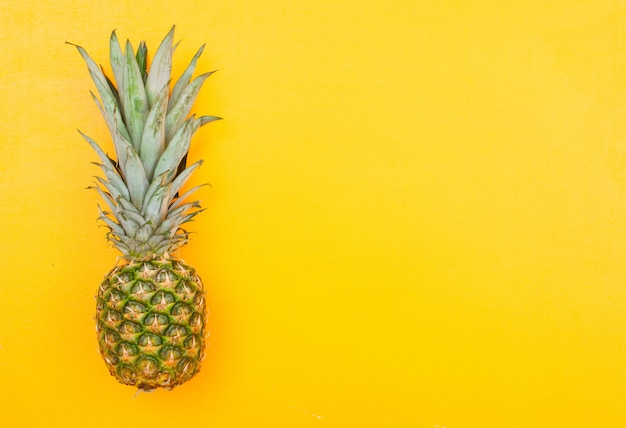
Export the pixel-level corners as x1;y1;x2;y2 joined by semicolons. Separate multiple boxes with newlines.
71;27;218;390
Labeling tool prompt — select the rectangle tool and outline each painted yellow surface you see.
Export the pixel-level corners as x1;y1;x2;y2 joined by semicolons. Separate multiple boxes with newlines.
2;0;626;426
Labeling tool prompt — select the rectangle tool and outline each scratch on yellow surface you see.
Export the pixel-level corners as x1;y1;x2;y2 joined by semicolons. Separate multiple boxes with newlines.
287;406;324;420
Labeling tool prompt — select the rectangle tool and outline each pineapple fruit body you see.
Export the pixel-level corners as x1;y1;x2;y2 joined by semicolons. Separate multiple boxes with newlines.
73;27;218;390
97;257;206;391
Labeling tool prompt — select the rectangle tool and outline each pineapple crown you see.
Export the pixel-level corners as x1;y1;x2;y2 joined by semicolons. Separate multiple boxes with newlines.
72;27;219;259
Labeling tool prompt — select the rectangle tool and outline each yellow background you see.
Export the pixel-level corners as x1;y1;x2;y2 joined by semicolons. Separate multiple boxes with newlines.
1;0;626;426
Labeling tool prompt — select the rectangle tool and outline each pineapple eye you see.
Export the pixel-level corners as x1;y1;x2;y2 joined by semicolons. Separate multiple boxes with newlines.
119;320;142;335
188;313;204;333
101;328;120;346
113;272;133;284
171;260;185;273
106;288;125;300
170;302;193;320
135;356;159;378
98;282;108;296
138;332;163;347
103;350;120;366
193;292;205;308
143;313;170;330
123;300;148;319
156;369;175;387
130;281;155;297
175;280;196;301
104;308;122;325
151;290;176;307
116;341;139;357
164;324;189;342
116;364;137;382
159;345;183;361
104;289;126;305
183;334;200;349
177;357;196;378
156;269;177;284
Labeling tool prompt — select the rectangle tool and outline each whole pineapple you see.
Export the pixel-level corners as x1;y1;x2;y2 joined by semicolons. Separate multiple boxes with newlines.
72;27;218;390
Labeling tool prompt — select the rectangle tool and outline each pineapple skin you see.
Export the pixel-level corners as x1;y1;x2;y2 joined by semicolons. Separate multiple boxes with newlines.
96;256;206;391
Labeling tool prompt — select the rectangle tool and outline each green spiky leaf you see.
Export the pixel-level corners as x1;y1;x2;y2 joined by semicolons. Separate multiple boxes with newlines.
136;41;148;83
165;73;212;142
140;85;169;180
74;28;218;260
121;40;149;150
154;117;194;181
109;31;125;96
145;26;174;107
169;44;205;110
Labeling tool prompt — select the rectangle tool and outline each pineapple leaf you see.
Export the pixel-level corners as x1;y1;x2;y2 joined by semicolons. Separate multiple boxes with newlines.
115;197;138;213
154;214;183;235
165;72;212;142
109;31;125;99
70;43;131;141
99;221;120;236
136;41;148;83
153;117;194;181
139;84;169;180
169;44;205;111
70;42;109;88
141;170;169;216
145;26;175;107
154;207;204;236
195;115;222;127
170;184;206;211
79;130;115;170
109;239;131;257
108;115;149;208
119;141;150;211
110;125;133;178
167;230;192;247
78;131;129;203
172;115;210;176
91;185;116;213
175;116;219;178
117;211;141;238
95;176;124;202
147;233;167;250
143;182;170;226
165;201;201;224
135;222;155;243
154;236;186;254
89;92;132;153
96;164;131;201
97;206;125;236
166;200;199;219
121;40;149;151
179;209;205;224
169;159;203;201
103;72;122;111
116;197;147;227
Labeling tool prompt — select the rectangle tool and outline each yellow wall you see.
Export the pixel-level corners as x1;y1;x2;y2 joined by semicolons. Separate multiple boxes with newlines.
2;1;626;426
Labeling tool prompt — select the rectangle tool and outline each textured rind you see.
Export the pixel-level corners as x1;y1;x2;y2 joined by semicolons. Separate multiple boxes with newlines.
96;256;207;390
